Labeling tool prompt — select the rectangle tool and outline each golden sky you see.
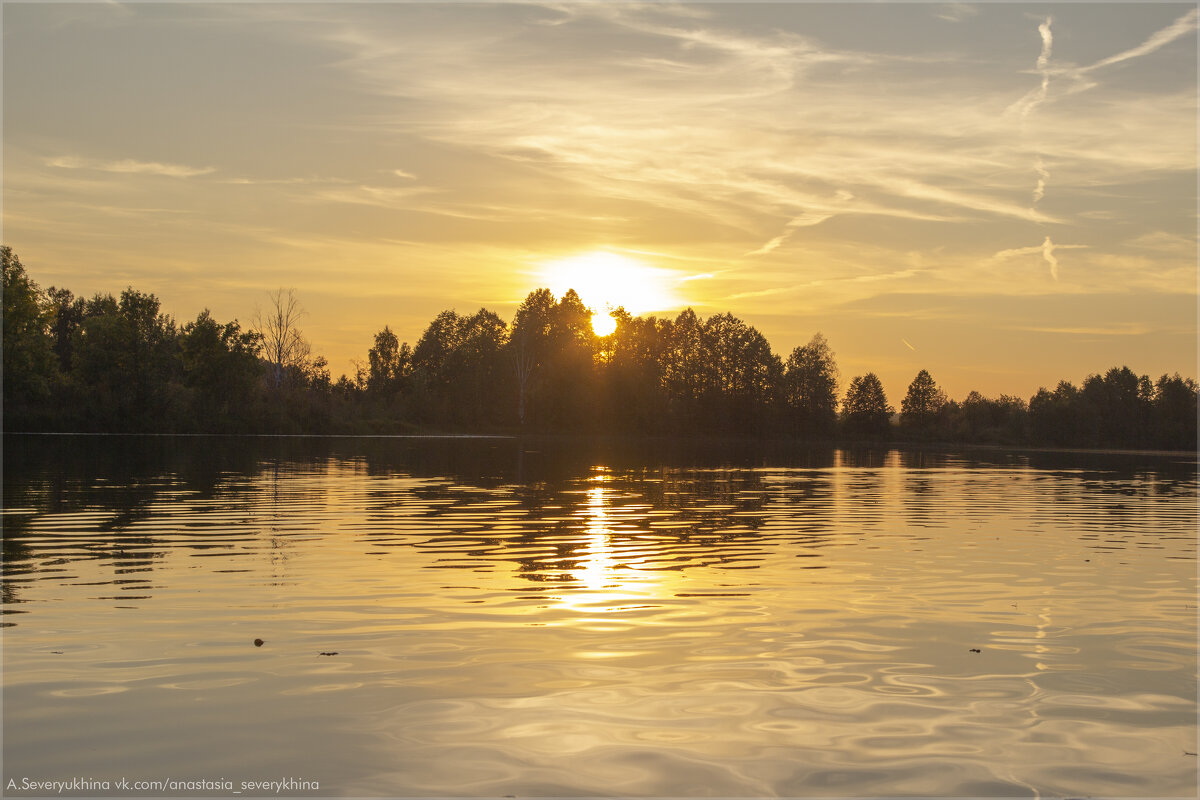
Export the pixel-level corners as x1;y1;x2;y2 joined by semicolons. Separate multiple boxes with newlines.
3;2;1196;400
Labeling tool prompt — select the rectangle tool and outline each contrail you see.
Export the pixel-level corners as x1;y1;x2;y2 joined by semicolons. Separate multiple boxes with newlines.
1032;157;1049;205
1010;16;1054;118
1041;235;1059;281
747;233;787;257
1080;7;1197;74
1036;17;1053;71
745;213;832;257
1032;16;1053;112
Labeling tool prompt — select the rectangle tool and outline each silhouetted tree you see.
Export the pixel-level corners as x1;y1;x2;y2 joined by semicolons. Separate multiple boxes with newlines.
367;325;410;397
456;309;509;427
70;289;181;430
2;246;56;427
598;309;669;433
411;309;464;424
661;308;708;431
45;286;86;373
1079;366;1152;448
542;289;597;431
409;307;510;428
179;310;261;431
782;333;839;438
842;373;892;439
1029;381;1081;446
508;289;556;427
702;312;781;435
1152;373;1198;450
900;369;946;438
254;288;310;390
6;249;1199;445
953;391;1028;444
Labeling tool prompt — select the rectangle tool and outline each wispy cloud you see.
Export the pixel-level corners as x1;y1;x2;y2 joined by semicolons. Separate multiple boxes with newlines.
746;212;833;256
1080;7;1198;74
1015;323;1153;336
311;184;436;209
1041;235;1059;281
727;268;920;301
46;155;215;178
222;176;352;187
746;233;788;258
934;4;980;24
1031;157;1049;206
1036;17;1054;73
1011;8;1199;114
990;237;1088;281
1009;16;1053;118
275;3;1096;243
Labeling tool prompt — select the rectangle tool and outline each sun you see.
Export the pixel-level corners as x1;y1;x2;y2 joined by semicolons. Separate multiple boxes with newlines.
590;310;618;337
538;251;680;335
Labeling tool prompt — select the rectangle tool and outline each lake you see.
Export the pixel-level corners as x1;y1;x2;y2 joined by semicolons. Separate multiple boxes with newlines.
2;435;1196;797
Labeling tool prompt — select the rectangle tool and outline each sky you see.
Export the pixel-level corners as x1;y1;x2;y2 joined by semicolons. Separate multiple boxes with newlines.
3;1;1196;401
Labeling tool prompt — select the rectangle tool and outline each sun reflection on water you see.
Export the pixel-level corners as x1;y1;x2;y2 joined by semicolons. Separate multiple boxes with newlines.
579;484;615;593
550;468;667;616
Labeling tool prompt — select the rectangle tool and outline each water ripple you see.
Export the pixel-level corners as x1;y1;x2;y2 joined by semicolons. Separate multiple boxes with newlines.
3;440;1195;797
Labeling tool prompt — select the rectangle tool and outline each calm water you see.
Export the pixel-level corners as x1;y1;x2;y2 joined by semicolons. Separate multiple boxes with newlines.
3;436;1196;798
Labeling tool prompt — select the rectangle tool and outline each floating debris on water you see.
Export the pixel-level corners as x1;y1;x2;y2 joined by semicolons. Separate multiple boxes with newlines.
254;639;264;647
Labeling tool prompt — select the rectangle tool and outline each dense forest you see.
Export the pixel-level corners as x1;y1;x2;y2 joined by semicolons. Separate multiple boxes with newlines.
3;246;1196;450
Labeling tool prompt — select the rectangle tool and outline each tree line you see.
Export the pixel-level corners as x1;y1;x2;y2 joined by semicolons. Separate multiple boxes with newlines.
3;246;1196;450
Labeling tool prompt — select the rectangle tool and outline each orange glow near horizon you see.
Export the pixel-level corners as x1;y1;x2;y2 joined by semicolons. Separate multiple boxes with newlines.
540;252;683;319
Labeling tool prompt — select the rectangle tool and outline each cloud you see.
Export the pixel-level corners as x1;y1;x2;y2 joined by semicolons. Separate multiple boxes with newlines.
1041;235;1059;281
934;4;980;24
990;237;1090;281
311;183;436;209
1031;157;1049;206
221;176;352;187
1036;17;1053;72
727;285;795;301
17;4;1195;323
728;267;920;301
1079;7;1198;74
45;155;215;178
1009;16;1053;118
1016;8;1199;112
746;212;833;256
1125;231;1197;255
1010;9;1196;119
879;176;1057;224
1015;323;1153;336
243;2;1196;260
283;5;1079;235
747;233;788;257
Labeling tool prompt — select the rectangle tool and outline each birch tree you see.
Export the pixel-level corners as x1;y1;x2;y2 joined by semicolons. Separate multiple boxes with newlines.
254;288;310;389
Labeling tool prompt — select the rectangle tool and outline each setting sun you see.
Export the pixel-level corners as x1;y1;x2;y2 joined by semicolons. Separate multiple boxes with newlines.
539;252;682;329
590;311;617;337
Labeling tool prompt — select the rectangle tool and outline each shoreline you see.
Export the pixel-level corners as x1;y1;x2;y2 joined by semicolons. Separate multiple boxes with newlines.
4;429;1196;459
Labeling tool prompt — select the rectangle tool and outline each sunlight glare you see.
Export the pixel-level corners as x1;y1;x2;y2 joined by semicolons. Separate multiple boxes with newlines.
579;485;615;592
591;311;617;337
540;251;681;320
549;470;673;616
